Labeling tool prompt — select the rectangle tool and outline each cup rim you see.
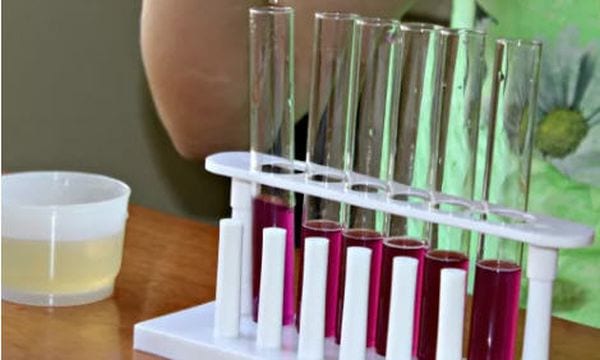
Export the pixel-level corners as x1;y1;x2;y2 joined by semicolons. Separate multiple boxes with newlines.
2;171;131;210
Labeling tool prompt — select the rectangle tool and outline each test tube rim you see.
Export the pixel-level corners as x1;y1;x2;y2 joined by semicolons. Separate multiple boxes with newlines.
357;16;401;28
314;11;359;21
400;22;444;33
496;37;543;49
249;6;294;15
384;236;429;249
439;27;486;38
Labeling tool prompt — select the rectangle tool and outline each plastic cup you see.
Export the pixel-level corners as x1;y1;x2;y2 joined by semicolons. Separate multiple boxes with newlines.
2;171;131;306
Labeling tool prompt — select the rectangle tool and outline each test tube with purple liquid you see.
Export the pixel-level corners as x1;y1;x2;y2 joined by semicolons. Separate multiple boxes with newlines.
335;17;403;348
376;22;441;357
249;6;296;325
296;11;358;338
417;28;485;360
468;38;542;360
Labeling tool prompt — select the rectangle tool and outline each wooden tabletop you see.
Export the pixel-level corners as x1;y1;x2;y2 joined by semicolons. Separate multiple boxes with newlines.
3;205;599;359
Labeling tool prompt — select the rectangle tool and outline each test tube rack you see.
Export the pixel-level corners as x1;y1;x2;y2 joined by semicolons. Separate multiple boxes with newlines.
133;151;595;360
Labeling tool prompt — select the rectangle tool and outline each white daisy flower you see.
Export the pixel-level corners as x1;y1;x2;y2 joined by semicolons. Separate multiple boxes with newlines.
535;27;600;186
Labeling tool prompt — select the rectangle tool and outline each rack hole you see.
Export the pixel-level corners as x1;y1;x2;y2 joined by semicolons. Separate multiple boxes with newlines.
433;201;471;213
350;183;386;193
391;192;430;203
309;174;344;183
487;210;533;225
261;163;303;175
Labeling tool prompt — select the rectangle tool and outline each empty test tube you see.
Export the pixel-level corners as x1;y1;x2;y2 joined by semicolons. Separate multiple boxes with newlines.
298;12;358;338
249;6;296;326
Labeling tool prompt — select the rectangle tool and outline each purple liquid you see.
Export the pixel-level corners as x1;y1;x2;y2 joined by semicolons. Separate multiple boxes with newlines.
297;219;343;337
417;250;469;360
468;260;521;360
376;238;426;356
252;195;295;325
336;228;383;347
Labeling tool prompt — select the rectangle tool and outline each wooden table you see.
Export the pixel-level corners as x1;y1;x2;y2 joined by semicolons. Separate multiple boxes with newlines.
3;205;599;359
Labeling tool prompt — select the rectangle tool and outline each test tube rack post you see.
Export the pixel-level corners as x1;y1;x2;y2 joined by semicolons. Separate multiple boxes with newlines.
133;151;595;360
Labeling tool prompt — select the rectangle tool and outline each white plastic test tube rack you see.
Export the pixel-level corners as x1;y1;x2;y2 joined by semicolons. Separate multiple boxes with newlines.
133;151;595;360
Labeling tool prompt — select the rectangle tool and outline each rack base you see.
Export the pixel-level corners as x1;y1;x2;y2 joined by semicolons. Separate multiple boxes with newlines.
133;301;389;359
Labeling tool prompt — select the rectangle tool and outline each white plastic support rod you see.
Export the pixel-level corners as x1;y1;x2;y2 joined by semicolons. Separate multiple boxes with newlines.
435;268;467;360
339;247;372;360
522;245;558;360
214;219;244;338
230;178;253;315
256;227;286;349
386;257;419;360
297;237;329;360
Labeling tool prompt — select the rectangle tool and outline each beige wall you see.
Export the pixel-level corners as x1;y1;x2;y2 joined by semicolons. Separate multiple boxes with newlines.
2;0;229;222
2;1;449;221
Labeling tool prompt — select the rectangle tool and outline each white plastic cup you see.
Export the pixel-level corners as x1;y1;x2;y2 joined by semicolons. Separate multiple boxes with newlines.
2;171;131;306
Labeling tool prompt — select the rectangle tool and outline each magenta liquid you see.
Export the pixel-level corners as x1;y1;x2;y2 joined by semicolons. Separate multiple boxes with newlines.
252;194;295;325
417;249;469;360
376;238;426;356
296;219;343;337
336;228;383;347
468;260;521;360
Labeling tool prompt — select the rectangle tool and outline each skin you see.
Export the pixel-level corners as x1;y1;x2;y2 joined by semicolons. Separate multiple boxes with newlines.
141;0;413;160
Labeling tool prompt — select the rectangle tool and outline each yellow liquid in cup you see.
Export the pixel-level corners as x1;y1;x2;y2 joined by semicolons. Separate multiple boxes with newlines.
2;232;124;295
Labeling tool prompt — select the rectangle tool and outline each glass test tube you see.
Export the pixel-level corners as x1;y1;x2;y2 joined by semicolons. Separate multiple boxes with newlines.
379;23;442;356
417;28;485;360
468;39;541;360
248;6;296;325
297;12;359;338
336;17;403;348
388;23;444;241
431;28;485;241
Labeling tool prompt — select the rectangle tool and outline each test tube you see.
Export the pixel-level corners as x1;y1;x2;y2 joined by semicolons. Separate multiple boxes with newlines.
468;39;541;360
416;28;485;360
297;12;358;338
336;17;403;348
388;23;443;241
431;28;485;242
379;22;442;356
248;6;296;325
